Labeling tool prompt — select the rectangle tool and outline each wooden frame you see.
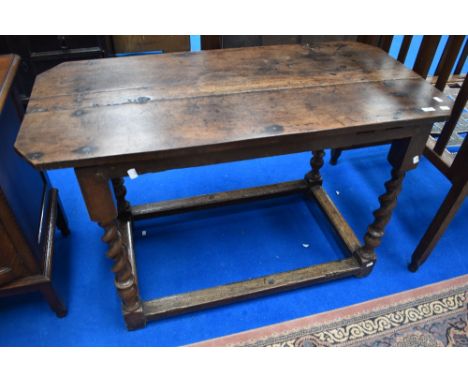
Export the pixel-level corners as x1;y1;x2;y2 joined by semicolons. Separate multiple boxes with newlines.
72;123;431;330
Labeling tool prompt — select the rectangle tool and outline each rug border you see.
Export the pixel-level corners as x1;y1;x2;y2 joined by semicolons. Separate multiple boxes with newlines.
189;274;468;347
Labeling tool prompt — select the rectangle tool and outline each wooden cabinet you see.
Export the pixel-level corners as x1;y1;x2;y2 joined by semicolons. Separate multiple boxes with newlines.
0;36;113;106
0;218;29;286
201;35;358;50
0;54;69;316
112;35;190;54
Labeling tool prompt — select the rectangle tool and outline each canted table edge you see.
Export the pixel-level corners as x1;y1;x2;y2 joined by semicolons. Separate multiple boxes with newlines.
15;115;449;172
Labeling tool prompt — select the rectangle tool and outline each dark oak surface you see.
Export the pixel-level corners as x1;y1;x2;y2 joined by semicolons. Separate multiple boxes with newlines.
11;42;456;330
15;42;451;170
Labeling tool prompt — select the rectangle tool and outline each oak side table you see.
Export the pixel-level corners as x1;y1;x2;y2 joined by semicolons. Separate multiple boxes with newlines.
15;42;451;330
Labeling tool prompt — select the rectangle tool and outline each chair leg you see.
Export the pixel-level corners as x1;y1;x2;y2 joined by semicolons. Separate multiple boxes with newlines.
330;148;343;165
40;282;67;318
409;181;467;272
56;196;70;236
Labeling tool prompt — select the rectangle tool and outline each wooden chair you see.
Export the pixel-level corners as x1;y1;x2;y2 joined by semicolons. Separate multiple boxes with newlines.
331;35;468;271
409;75;467;271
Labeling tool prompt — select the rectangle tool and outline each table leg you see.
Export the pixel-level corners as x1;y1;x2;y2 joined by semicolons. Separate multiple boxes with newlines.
330;148;342;165
355;167;405;268
355;131;430;273
111;177;131;220
305;150;325;186
56;196;70;236
75;168;146;330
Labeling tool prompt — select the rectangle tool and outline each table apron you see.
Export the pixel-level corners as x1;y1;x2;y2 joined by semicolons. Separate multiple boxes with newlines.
98;123;431;179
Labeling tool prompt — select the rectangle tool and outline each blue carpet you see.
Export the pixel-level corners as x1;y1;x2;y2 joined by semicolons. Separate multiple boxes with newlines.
0;144;467;346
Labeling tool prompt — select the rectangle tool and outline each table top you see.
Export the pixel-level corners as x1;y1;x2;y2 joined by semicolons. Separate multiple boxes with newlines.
15;42;451;170
0;54;20;113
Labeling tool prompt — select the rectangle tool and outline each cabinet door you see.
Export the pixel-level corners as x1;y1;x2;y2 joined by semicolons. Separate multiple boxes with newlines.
0;97;44;261
0;219;28;286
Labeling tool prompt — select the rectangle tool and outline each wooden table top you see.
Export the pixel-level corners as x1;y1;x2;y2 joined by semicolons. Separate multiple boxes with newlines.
15;42;451;170
0;54;20;113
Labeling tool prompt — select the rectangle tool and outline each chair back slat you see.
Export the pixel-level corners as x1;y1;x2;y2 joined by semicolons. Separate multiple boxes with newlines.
435;36;466;91
357;35;381;46
413;35;442;79
397;36;413;63
357;34;467;174
433;75;468;155
379;36;393;53
454;39;468;75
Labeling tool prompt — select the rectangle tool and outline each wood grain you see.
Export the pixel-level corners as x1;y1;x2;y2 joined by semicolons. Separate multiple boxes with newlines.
308;185;361;256
0;54;20;114
15;42;452;170
143;257;362;321
132;180;308;219
112;35;190;54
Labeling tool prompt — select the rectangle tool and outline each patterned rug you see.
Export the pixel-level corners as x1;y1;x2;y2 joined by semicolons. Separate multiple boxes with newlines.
192;275;468;346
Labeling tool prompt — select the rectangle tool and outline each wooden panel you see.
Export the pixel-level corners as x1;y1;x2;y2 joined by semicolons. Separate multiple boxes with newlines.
218;35;262;48
201;36;221;50
0;274;48;296
1;97;45;259
261;36;301;45
301;36;357;44
112;35;190;53
0;219;27;286
0;54;20;113
217;36;358;49
357;36;381;46
0;266;15;287
15;42;453;170
1;37;112;106
264;36;359;46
